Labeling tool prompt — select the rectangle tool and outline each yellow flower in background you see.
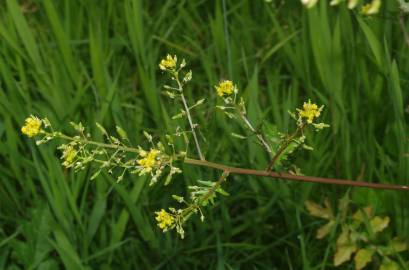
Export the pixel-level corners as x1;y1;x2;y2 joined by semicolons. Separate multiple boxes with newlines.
21;115;42;137
301;0;319;9
137;149;160;172
297;100;322;124
348;0;359;9
61;145;78;167
155;209;175;231
159;54;177;71
361;0;381;15
330;0;343;6
215;80;235;97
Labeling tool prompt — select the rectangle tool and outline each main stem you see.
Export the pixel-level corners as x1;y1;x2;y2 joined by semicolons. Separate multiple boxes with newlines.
49;132;409;191
184;158;409;191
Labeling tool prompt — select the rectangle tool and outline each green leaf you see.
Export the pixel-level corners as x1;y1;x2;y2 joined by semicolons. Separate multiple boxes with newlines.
382;238;408;255
164;173;173;186
70;122;84;133
380;260;400;270
352;206;373;224
354;248;374;270
334;244;357;266
370;216;390;233
305;199;333;220
316;220;335;239
357;17;383;68
336;228;350;246
215;187;229;196
143;131;152;142
338;192;350;219
231;133;247;139
95;122;108;136
172;195;184;203
262;123;279;143
116;126;128;141
51;229;86;270
183;70;192;82
273;139;301;168
201;193;216;206
90;170;101;181
197;180;214;187
171;110;185;120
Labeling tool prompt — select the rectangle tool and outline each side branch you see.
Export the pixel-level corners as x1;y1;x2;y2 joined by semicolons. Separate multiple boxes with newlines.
180;92;204;160
184;158;409;191
239;112;273;157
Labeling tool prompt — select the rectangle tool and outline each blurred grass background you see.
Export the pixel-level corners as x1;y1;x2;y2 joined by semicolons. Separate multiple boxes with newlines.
0;0;408;269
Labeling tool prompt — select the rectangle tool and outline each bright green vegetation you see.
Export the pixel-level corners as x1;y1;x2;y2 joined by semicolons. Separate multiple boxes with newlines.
0;0;408;269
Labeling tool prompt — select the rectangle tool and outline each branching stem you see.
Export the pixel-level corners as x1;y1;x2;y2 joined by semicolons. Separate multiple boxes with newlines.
46;132;409;191
239;111;273;157
199;170;230;203
265;124;304;171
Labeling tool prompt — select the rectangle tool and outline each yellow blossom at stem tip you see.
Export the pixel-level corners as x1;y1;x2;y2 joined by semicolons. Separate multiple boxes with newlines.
215;80;235;97
137;149;160;172
21;115;42;137
155;209;175;231
297;100;322;124
159;54;177;71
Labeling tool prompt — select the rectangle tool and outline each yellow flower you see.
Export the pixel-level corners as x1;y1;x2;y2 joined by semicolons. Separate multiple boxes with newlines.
155;209;175;231
361;0;381;15
301;0;319;9
348;0;359;9
137;149;160;172
21;115;42;137
297;100;322;124
61;145;78;167
215;80;235;97
159;54;177;71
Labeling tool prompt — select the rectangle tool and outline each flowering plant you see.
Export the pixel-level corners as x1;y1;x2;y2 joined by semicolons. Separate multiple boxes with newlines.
21;55;408;239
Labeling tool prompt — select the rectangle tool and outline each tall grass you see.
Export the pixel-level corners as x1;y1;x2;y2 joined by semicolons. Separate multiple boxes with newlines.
0;0;408;269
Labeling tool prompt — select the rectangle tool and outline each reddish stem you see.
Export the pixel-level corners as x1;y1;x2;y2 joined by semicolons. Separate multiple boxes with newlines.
184;158;409;191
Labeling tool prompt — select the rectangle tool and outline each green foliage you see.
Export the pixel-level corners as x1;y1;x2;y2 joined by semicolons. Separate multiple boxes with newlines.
305;194;408;269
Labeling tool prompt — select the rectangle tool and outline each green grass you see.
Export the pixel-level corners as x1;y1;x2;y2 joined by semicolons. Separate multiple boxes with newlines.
0;0;408;269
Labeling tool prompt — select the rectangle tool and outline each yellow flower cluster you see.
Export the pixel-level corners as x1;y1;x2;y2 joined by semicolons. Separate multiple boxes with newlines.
301;0;381;15
361;0;381;15
61;145;78;167
159;54;177;71
215;80;235;97
297;100;322;124
155;209;175;231
21;116;42;137
137;149;160;172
